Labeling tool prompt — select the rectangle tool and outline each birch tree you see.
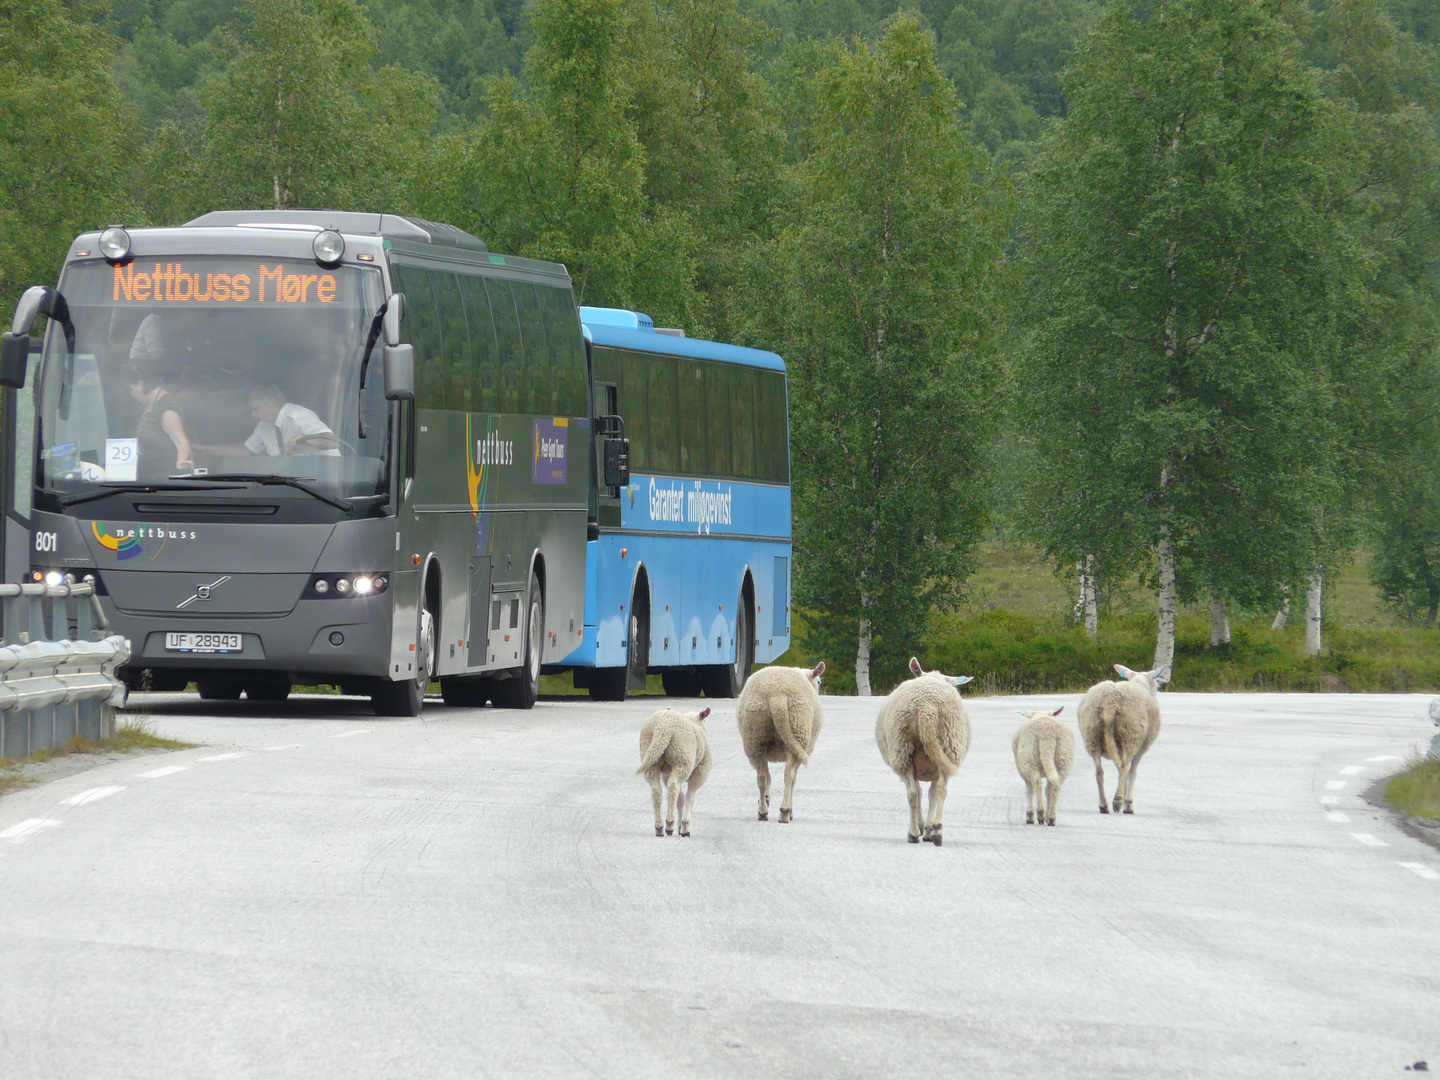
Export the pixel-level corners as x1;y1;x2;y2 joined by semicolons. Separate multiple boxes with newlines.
755;15;1010;695
1015;0;1364;682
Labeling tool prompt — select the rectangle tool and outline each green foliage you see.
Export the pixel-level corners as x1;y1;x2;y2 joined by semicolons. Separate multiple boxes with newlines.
1385;755;1440;819
751;15;1011;693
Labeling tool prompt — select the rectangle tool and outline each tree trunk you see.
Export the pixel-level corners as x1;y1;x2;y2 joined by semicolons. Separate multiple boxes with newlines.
1208;589;1230;647
1426;583;1438;627
1271;583;1290;630
855;615;872;697
1305;573;1323;657
1082;555;1098;638
1153;527;1176;684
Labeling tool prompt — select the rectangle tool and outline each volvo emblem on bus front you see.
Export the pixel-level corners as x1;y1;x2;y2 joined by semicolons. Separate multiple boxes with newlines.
177;576;232;609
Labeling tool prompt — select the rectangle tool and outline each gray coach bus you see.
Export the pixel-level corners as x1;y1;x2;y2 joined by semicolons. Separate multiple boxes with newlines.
1;211;597;715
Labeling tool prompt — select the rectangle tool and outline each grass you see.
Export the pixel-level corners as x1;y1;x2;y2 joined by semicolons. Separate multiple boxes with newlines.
1385;755;1440;820
0;716;193;796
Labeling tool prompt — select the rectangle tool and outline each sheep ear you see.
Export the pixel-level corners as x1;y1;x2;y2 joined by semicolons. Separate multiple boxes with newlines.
1051;705;1065;716
909;657;923;676
697;707;711;722
1114;663;1134;679
810;661;826;679
949;675;973;687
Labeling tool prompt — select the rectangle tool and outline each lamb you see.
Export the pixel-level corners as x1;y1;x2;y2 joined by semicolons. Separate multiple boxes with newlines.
1013;706;1074;826
636;706;713;837
1076;664;1162;814
875;657;974;845
736;661;825;823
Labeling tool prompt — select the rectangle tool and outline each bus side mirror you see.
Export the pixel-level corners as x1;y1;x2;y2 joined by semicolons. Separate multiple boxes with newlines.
603;437;630;487
0;333;27;388
3;285;63;388
383;343;414;401
382;293;405;347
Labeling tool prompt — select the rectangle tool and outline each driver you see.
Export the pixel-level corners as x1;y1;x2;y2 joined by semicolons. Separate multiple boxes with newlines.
196;383;340;459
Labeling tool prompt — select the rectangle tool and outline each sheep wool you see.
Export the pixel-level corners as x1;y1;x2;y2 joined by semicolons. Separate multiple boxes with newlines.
875;657;973;845
637;707;713;837
1076;664;1162;815
736;662;825;823
1013;706;1075;826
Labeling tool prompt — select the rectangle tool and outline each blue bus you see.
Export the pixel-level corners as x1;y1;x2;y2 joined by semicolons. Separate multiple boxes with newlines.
565;307;792;700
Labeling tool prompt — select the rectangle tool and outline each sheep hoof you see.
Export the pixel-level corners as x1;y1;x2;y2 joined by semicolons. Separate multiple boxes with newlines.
1099;805;1109;814
1122;807;1134;815
655;826;665;837
679;828;690;837
931;830;943;847
778;808;792;823
666;824;674;835
1112;798;1122;812
758;812;768;821
908;833;920;844
1025;813;1034;825
1046;818;1056;826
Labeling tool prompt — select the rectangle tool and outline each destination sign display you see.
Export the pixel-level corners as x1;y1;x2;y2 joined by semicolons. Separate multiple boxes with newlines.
62;258;367;308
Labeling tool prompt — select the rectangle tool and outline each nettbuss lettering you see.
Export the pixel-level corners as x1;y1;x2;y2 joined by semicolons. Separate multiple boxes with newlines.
112;262;338;304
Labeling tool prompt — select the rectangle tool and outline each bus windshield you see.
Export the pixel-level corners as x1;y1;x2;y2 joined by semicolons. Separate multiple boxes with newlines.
35;256;388;503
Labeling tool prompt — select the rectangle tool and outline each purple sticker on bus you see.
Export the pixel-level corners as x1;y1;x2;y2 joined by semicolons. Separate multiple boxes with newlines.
532;418;568;485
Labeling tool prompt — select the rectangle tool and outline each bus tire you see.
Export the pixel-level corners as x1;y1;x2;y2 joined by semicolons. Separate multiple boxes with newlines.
441;675;492;707
246;680;291;702
197;679;243;701
374;595;435;717
494;572;542;710
661;669;701;697
701;595;753;698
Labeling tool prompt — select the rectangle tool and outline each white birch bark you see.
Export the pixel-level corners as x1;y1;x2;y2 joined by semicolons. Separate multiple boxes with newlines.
1271;583;1290;630
1153;527;1176;684
855;615;873;697
1305;573;1323;657
1074;557;1098;637
1208;590;1230;647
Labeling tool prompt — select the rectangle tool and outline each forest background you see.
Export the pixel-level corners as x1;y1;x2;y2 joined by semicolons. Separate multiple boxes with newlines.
3;0;1440;695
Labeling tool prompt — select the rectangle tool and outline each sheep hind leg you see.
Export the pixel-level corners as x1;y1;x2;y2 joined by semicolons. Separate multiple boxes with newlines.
665;771;680;835
778;756;800;823
647;771;665;837
1023;772;1036;824
1121;752;1141;813
1113;754;1133;814
904;772;923;843
1045;776;1059;826
755;762;770;821
1093;754;1109;813
677;779;693;837
925;774;949;846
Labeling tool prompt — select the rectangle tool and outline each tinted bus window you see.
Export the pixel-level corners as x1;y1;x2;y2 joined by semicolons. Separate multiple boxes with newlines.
394;264;445;411
432;271;468;411
703;362;732;476
647;355;678;473
513;282;551;415
458;273;498;413
539;285;586;417
618;350;648;471
729;364;755;479
757;370;789;482
489;279;524;415
678;360;706;474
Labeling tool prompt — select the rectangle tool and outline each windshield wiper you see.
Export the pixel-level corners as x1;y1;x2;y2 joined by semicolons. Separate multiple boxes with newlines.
59;480;245;508
356;298;388;438
169;473;355;515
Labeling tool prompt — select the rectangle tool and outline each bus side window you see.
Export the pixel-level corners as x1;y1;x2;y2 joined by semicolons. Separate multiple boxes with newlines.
394;264;445;411
757;370;789;482
647;354;677;473
487;279;524;415
678;359;706;475
513;283;551;415
539;285;586;418
432;270;469;412
730;365;756;480
619;349;648;472
703;362;732;477
460;274;498;413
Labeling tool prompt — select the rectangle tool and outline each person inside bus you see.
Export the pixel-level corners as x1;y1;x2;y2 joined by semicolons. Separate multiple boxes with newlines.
195;383;341;459
120;363;195;477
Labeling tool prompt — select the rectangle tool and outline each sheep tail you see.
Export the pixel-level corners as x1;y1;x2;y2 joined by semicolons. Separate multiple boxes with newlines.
637;729;671;774
917;701;958;777
1040;735;1061;789
771;695;810;766
1099;699;1120;762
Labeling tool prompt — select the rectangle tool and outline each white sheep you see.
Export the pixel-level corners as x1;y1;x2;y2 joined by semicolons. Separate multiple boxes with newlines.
1076;664;1162;814
1013;706;1074;826
875;657;974;845
636;706;712;837
736;661;825;823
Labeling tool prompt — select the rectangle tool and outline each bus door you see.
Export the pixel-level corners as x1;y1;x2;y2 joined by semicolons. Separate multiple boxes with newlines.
467;554;491;667
594;383;622;528
1;343;41;585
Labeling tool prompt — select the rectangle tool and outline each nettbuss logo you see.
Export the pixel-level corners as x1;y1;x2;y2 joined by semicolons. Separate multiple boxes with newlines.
92;521;144;560
476;430;513;465
91;521;198;561
532;418;568;485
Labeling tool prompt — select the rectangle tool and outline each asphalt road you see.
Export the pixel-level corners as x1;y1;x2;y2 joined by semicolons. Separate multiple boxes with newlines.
1;689;1437;1079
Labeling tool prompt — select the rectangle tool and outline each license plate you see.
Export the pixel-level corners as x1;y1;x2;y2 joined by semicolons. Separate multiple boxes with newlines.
165;632;242;653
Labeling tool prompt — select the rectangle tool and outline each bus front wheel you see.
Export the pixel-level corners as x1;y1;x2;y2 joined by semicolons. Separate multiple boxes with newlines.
494;573;542;710
374;598;435;717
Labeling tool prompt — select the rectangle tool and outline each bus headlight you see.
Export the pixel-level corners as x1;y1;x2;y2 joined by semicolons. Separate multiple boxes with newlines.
353;576;374;595
99;226;132;263
313;230;345;268
44;570;66;586
308;574;387;598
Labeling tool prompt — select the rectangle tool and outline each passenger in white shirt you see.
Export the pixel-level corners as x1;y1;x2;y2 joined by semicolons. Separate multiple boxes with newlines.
196;383;340;459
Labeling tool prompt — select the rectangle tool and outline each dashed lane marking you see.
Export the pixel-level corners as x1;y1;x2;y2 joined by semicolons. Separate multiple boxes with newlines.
1;819;62;841
1326;812;1350;823
134;766;188;779
61;787;124;807
1400;863;1440;881
1339;766;1364;775
329;730;373;739
195;752;249;762
1325;780;1347;790
1320;796;1340;806
1351;833;1388;847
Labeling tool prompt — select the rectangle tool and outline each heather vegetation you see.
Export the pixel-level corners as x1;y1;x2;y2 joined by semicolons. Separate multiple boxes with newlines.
4;0;1440;693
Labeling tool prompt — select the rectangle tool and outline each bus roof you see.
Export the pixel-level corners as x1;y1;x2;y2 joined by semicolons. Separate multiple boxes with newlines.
579;307;785;372
184;210;490;252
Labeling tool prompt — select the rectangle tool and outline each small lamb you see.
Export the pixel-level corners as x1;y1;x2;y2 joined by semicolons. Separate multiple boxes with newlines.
1076;664;1162;814
1013;706;1074;826
736;661;825;823
636;706;712;837
875;657;973;845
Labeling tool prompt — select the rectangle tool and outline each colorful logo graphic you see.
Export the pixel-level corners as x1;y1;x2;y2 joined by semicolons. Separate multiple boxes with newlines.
92;521;144;561
532;418;568;485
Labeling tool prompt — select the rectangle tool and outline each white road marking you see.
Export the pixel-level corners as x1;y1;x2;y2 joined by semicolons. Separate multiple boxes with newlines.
61;787;124;807
1351;833;1388;847
1320;796;1340;806
1;819;62;841
330;730;373;739
1326;812;1350;823
195;752;248;762
134;766;188;779
1325;780;1347;790
1339;765;1363;775
1399;863;1440;881
1368;755;1400;763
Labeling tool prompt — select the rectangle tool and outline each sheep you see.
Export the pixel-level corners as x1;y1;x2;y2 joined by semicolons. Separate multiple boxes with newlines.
1076;664;1162;815
1013;706;1074;826
636;706;712;837
875;657;974;845
736;661;826;823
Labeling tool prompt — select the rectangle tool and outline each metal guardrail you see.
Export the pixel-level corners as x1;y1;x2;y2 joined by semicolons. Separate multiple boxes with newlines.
0;583;130;760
